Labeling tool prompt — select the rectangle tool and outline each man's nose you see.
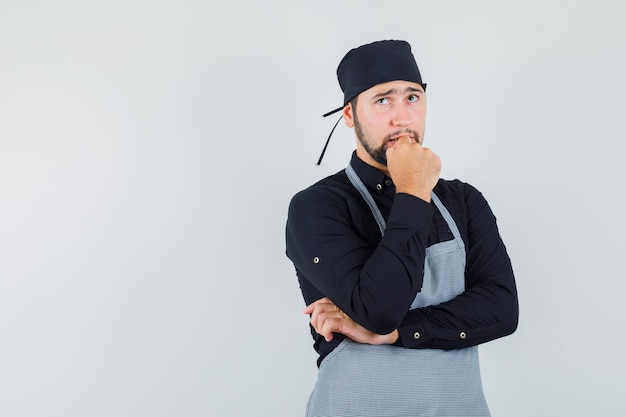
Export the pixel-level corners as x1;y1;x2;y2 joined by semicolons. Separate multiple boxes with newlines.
390;104;411;126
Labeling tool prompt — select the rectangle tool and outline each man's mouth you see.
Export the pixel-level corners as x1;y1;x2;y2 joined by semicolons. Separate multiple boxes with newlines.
386;135;413;146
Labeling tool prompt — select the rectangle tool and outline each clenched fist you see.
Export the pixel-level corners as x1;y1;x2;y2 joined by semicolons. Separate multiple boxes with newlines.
386;136;441;202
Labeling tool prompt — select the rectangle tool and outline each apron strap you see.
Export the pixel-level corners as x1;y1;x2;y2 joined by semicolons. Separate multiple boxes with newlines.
346;163;386;236
430;192;462;241
346;162;462;243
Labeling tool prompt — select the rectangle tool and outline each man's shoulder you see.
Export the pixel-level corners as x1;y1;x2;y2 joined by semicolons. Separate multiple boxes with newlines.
290;169;353;202
287;169;361;227
434;178;486;209
435;178;474;197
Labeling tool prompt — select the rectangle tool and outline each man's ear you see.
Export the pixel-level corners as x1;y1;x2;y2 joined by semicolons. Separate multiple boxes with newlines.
342;104;354;128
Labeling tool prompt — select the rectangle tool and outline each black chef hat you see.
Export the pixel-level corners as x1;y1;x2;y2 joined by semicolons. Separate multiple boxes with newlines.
323;40;427;118
317;40;427;164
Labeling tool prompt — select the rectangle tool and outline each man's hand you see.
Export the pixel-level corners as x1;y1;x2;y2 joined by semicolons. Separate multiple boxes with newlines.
303;297;399;345
386;135;441;202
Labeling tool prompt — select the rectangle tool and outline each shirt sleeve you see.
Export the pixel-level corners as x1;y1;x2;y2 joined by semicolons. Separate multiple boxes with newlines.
286;187;434;335
394;184;519;349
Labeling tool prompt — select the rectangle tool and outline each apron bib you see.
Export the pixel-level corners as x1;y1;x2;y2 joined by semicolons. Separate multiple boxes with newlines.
305;163;489;417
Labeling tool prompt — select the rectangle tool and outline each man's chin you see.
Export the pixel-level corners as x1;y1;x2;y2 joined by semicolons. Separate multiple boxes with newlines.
372;153;388;166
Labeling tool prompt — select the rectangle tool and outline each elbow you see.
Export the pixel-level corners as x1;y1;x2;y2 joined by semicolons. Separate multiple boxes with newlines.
369;319;402;336
500;297;519;337
353;273;421;335
501;316;518;338
357;304;407;335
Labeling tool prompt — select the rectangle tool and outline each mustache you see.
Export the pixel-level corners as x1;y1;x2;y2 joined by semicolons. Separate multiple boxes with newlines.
384;129;420;142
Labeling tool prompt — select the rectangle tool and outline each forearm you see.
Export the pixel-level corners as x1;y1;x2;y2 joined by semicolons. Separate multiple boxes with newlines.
287;190;433;334
394;277;518;349
306;278;517;350
395;186;519;350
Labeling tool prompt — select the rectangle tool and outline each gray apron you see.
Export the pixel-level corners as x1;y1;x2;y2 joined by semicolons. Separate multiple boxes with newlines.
305;164;490;417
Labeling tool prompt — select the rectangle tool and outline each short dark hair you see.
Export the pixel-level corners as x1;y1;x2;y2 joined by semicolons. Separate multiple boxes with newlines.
350;95;359;111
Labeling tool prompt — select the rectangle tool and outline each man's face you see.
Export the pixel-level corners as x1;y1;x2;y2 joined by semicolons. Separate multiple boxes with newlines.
343;80;427;171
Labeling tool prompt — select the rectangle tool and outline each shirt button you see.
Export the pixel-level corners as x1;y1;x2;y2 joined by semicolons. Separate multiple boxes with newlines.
385;179;392;186
413;332;420;340
376;184;382;191
313;257;320;264
459;331;467;339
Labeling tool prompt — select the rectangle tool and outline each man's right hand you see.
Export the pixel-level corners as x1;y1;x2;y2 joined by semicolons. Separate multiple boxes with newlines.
386;136;441;202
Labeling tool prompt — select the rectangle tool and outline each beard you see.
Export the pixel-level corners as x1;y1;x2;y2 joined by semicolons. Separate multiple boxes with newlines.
353;111;421;166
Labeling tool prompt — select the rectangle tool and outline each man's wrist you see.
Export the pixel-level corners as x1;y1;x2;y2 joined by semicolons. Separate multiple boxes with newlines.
378;329;399;345
395;187;432;202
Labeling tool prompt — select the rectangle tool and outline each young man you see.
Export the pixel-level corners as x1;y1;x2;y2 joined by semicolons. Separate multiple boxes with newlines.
285;40;518;417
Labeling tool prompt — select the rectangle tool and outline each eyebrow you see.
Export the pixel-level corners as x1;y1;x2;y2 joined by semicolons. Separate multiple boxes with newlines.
371;86;423;99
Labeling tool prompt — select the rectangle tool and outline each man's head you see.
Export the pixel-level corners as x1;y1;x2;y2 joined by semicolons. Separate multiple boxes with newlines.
336;40;426;108
335;40;428;171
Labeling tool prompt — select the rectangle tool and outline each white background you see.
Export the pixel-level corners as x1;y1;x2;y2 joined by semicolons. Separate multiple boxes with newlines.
1;1;625;416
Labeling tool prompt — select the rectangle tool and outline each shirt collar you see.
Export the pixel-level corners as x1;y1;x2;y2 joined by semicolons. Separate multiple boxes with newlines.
349;151;395;193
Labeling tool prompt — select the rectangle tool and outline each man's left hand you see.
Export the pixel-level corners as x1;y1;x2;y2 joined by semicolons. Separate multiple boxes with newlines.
303;297;399;345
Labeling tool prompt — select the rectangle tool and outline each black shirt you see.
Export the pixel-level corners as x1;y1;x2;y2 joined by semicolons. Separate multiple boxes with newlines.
286;152;518;366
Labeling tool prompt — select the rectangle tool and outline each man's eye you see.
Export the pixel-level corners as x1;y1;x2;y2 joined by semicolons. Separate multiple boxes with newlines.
407;94;419;102
376;98;389;104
